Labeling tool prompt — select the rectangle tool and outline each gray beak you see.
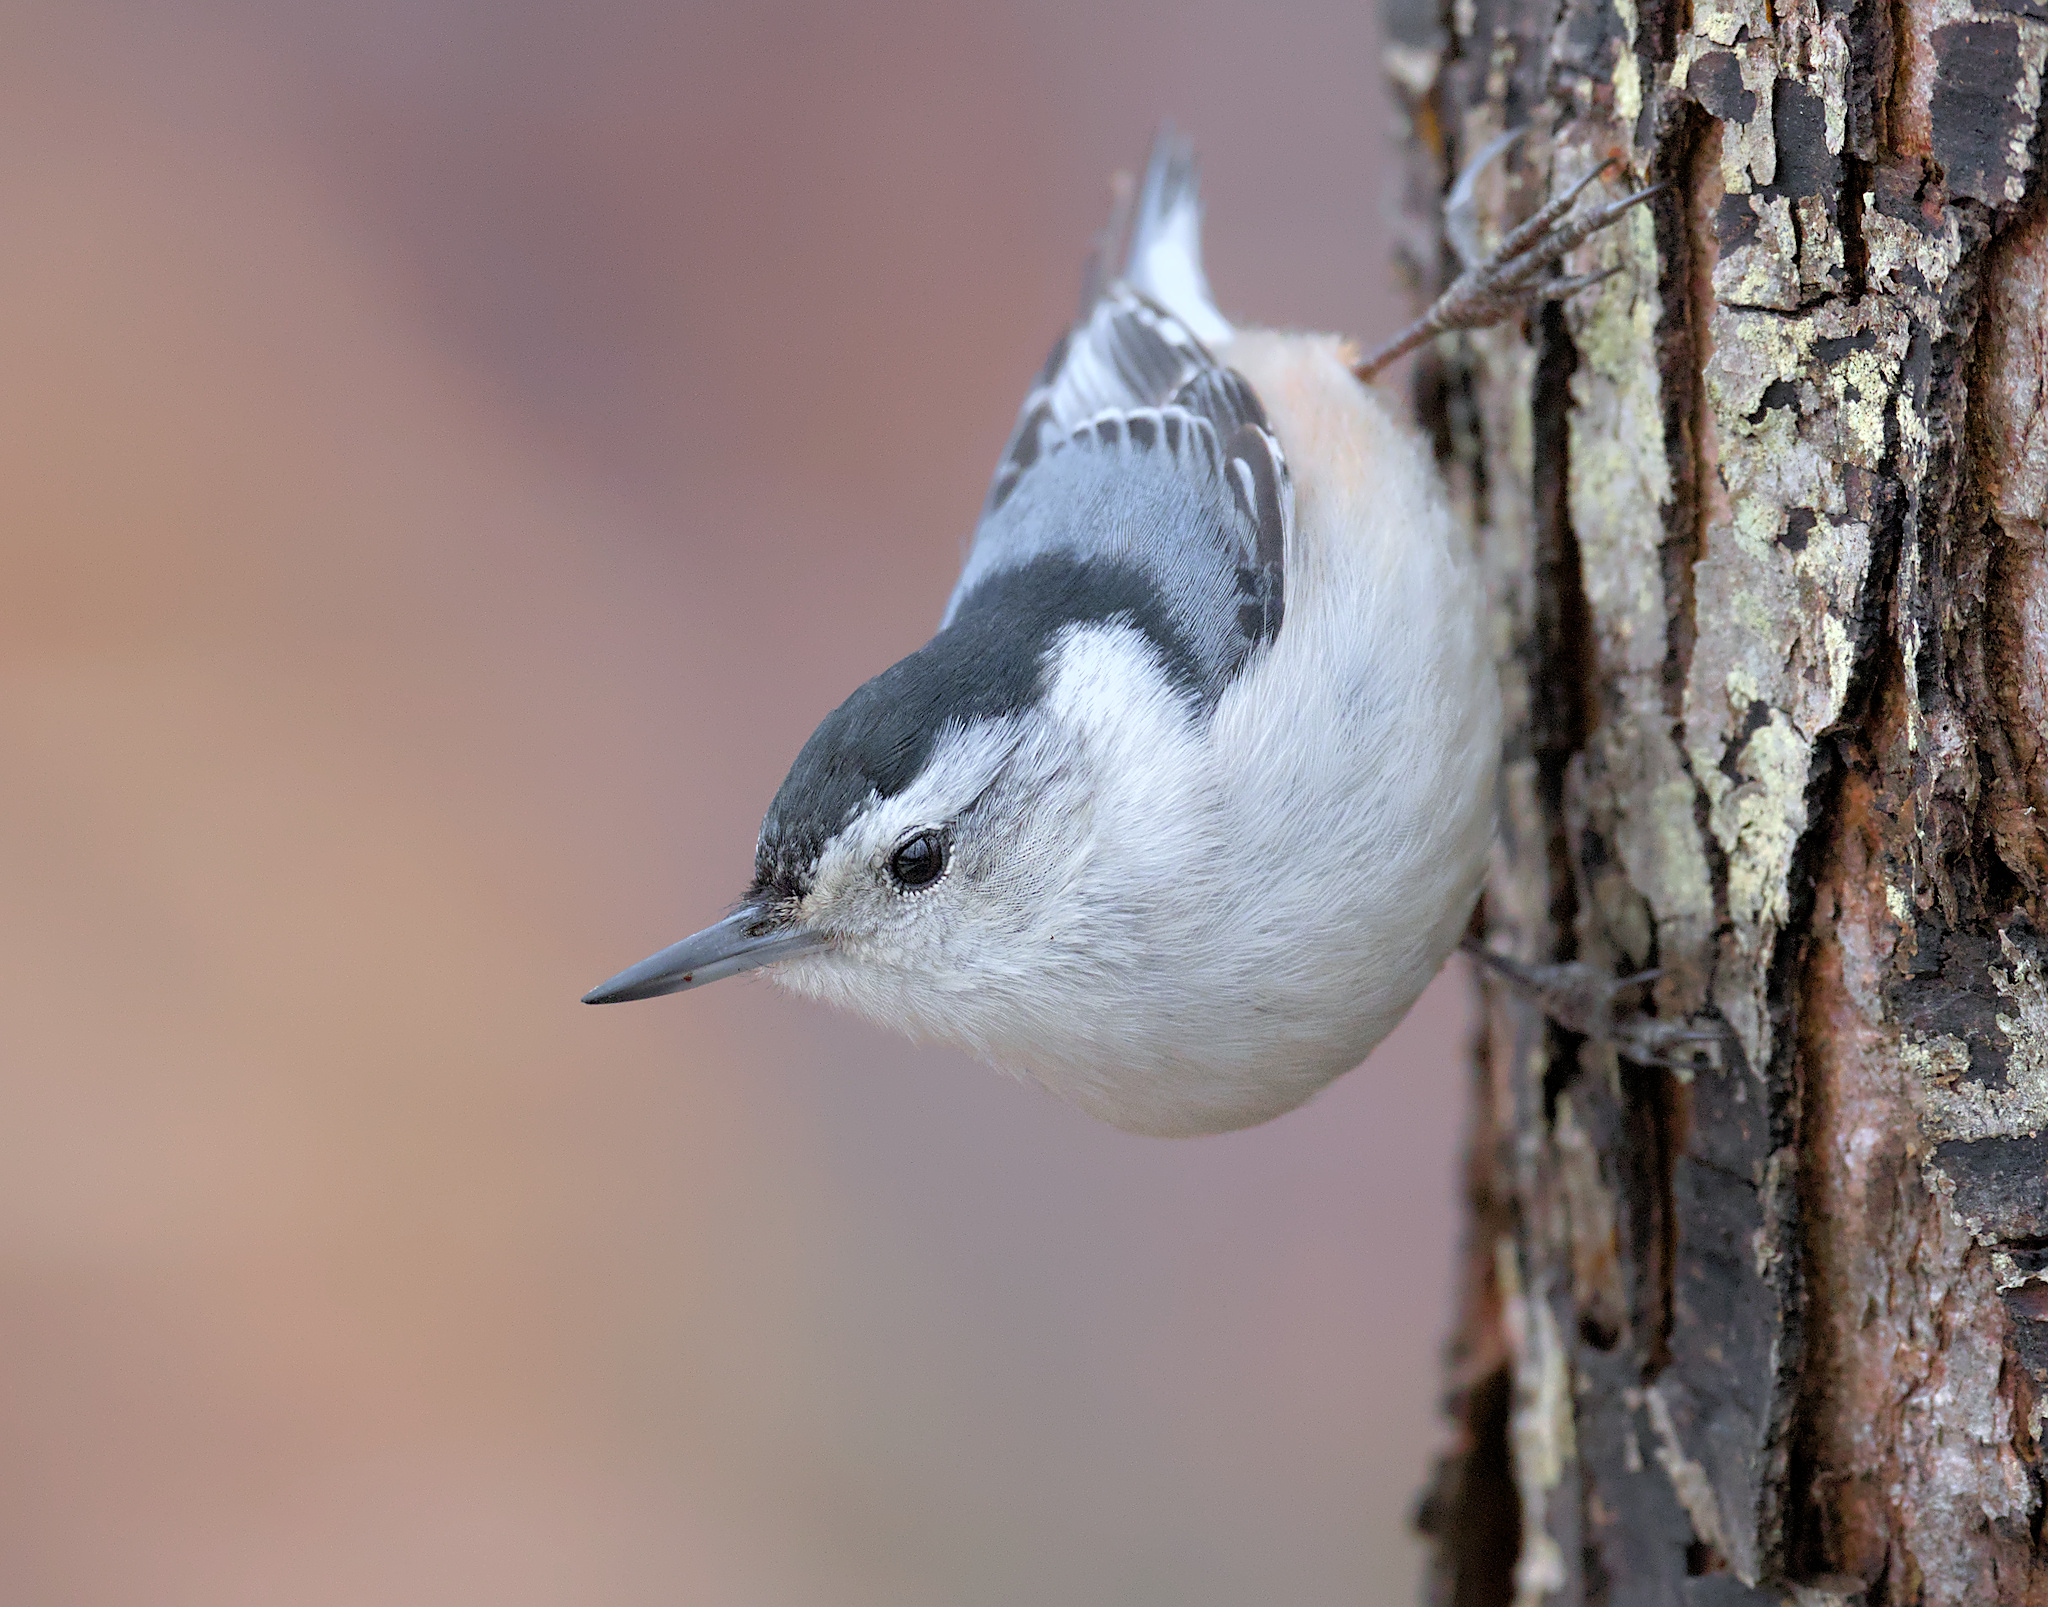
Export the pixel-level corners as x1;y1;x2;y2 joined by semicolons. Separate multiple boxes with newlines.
582;907;826;1004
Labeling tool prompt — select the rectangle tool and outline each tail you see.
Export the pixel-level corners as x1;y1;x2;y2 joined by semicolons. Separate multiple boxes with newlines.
1100;126;1234;348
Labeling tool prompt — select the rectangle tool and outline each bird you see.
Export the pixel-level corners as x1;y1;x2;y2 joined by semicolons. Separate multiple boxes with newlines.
584;129;1658;1137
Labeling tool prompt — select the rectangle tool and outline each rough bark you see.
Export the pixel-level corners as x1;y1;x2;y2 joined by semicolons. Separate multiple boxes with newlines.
1384;0;2048;1596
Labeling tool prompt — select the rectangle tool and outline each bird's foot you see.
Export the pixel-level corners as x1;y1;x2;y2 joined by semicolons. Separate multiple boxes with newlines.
1461;940;1725;1074
1355;133;1663;381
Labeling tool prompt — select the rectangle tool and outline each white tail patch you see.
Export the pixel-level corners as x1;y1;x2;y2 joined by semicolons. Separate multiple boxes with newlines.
1125;132;1233;349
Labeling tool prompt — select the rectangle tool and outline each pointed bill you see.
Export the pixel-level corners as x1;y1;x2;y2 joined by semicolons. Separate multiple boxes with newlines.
582;907;826;1004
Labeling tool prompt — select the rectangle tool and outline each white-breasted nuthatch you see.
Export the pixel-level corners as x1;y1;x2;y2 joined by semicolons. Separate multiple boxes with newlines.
585;131;1656;1135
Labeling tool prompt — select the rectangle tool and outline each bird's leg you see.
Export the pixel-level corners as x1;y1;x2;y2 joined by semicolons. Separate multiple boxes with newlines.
1460;938;1727;1074
1354;136;1665;381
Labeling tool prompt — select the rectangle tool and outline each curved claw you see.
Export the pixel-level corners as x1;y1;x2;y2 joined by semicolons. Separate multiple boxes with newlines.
1459;942;1723;1069
1539;265;1623;302
1445;128;1528;270
1353;161;1664;382
1487;157;1620;270
1525;181;1668;268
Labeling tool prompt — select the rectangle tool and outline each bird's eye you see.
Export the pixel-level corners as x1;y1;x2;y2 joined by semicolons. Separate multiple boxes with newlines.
887;830;947;890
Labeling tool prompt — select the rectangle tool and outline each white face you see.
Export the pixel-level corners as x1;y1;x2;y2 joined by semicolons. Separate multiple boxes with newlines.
761;708;1097;1048
765;711;1095;1041
750;618;1223;1095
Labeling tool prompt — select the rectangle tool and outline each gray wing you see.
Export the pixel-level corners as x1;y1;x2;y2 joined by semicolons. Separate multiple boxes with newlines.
945;134;1293;713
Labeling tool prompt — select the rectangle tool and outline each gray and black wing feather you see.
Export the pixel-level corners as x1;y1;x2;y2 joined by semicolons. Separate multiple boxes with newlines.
946;129;1292;716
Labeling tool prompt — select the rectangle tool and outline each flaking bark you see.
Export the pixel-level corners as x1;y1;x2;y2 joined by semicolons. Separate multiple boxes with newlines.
1383;0;2048;1596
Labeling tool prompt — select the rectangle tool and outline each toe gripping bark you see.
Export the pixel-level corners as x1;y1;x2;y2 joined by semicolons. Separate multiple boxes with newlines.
1354;135;1664;383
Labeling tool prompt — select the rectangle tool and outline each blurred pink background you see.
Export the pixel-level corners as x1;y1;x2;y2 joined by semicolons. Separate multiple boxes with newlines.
0;3;1471;1602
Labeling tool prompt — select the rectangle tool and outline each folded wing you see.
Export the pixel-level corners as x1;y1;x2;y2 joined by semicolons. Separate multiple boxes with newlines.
949;130;1291;715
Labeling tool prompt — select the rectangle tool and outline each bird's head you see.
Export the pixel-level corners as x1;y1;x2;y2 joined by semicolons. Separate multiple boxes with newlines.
582;614;1122;1047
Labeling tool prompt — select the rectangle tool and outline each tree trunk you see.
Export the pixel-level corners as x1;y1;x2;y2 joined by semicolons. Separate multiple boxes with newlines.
1382;0;2048;1599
